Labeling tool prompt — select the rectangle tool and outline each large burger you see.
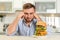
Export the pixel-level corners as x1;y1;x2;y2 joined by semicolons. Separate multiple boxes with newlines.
35;21;47;36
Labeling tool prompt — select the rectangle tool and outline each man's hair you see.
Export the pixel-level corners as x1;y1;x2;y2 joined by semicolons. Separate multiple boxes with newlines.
23;3;35;10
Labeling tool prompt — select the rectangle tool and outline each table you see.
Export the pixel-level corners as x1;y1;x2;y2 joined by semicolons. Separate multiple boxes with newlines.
0;33;60;40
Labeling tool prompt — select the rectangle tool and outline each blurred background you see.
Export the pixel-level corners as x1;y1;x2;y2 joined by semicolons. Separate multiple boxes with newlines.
0;0;60;35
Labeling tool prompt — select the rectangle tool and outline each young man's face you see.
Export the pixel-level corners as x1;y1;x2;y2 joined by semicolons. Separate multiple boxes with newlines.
23;7;35;22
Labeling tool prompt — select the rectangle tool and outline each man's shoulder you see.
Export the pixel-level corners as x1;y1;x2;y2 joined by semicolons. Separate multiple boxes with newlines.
33;19;37;22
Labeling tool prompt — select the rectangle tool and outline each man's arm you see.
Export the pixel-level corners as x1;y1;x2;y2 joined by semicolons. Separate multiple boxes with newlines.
7;12;24;35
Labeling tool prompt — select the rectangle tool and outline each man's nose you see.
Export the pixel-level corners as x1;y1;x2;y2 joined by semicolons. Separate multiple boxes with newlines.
28;14;30;18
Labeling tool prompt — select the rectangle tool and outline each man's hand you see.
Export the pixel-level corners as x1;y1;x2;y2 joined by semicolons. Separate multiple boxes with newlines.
17;11;24;18
34;13;42;21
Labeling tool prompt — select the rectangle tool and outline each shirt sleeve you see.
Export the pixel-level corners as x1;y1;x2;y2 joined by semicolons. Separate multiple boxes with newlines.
33;19;37;24
6;25;18;36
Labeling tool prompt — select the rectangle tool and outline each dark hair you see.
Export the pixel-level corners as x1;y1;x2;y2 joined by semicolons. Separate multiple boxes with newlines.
23;3;35;10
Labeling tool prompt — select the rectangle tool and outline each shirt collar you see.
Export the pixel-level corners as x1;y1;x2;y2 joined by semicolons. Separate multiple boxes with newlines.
23;18;34;27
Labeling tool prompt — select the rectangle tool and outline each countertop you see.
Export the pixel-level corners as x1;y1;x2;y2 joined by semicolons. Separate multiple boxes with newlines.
0;33;60;40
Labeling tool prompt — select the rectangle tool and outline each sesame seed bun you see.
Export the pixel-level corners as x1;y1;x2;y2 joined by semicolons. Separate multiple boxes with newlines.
36;21;46;27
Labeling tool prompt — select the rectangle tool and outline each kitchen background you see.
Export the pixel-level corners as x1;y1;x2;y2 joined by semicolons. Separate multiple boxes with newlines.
0;0;60;35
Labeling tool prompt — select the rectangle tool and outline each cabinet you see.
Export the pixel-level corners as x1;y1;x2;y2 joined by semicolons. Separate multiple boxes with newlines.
22;0;35;4
56;0;60;13
35;0;60;13
13;0;23;10
1;0;60;13
0;0;12;2
13;0;60;13
0;0;35;13
13;0;35;11
35;0;56;13
35;0;56;2
0;0;14;13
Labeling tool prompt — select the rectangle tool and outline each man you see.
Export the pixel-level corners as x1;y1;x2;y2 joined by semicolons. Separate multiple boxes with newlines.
7;3;42;36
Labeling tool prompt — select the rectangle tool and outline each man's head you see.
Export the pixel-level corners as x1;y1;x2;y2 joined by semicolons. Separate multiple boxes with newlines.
23;3;36;22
